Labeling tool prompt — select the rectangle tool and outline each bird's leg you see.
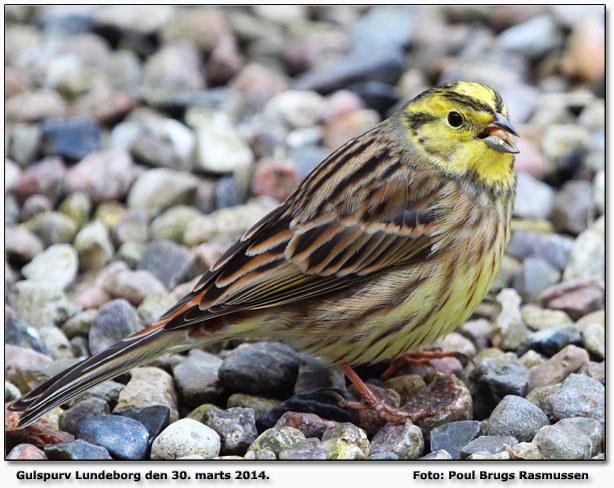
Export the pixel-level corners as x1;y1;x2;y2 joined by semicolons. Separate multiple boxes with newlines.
333;362;431;423
381;347;472;381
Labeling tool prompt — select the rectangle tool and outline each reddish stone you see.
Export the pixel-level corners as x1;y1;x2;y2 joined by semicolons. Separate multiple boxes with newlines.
9;157;66;205
251;160;301;203
6;443;48;460
275;411;329;439
539;276;604;320
347;384;400;436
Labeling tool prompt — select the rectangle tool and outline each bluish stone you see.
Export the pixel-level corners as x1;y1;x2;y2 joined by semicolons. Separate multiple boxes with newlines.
76;415;149;460
44;439;112;460
430;420;484;459
115;406;170;445
41;118;101;160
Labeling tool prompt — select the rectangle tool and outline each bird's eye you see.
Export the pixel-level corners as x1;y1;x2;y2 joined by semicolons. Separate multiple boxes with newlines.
447;111;463;127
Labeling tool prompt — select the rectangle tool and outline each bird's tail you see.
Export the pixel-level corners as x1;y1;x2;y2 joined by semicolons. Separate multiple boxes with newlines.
8;323;190;428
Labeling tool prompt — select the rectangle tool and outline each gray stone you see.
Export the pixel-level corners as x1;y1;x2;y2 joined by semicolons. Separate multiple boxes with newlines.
520;305;572;331
73;220;114;271
429;420;484;460
513;257;561;303
150;205;202;243
420;449;453;460
513;172;555;219
279;438;327;460
564;223;604;281
544;374;604;423
557;418;604;456
321;423;370;460
506;230;573;270
8;280;75;328
551;180;595;235
137;241;196;289
218;342;300;398
203;406;258;456
5;226;44;264
77;415;149;460
60;397;110;435
486;395;550;441
89;299;142;355
460;435;518;459
103;269;167;305
247;426;306;458
492;288;529;351
533;423;592;460
24;211;78;247
173;349;224;406
497;13;562;57
370;422;424;460
38;325;73;359
45;439;113;460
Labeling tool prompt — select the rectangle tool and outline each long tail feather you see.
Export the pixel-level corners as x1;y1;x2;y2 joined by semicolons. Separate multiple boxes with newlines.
8;325;189;428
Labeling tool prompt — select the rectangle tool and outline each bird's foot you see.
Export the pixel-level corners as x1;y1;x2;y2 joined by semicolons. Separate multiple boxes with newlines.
381;347;473;380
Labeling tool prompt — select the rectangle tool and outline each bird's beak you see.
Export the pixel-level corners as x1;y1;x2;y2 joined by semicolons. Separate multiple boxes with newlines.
477;113;519;154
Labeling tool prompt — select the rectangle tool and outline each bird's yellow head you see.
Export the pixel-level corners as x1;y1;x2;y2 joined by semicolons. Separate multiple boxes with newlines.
401;81;518;193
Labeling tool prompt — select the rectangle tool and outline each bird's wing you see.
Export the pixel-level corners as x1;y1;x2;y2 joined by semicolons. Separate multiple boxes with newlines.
161;132;452;331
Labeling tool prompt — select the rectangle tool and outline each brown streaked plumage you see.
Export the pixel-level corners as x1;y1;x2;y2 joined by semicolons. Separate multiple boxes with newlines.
10;81;518;427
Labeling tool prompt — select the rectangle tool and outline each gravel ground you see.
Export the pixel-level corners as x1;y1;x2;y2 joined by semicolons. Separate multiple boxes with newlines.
4;5;604;461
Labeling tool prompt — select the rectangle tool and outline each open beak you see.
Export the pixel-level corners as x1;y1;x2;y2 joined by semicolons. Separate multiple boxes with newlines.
477;113;519;154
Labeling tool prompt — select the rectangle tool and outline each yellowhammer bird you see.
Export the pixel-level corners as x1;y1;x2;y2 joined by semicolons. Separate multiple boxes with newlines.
10;81;518;427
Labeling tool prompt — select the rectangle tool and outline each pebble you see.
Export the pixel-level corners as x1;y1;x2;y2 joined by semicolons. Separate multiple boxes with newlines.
151;418;221;460
59;397;110;435
73;220;114;271
251;160;301;203
21;194;53;221
116;242;145;269
5;381;22;402
557;417;604;456
512;172;555;219
528;344;589;392
226;394;281;421
382;374;427;405
111;209;148;245
9;123;41;167
564;223;605;281
523;325;583;357
203;406;258;455
520;304;572;331
191;109;253;174
61;309;97;339
486;395;550;441
533;423;592;460
137;241;196;289
7;444;48;460
491;288;528;351
293;355;346;394
183;197;277;245
9;156;66;205
114;367;179;423
544;374;604;423
172;349;224;406
469;354;529;416
44;439;112;460
496;13;562;57
247;426;306;458
578;361;604;385
38;325;73;359
539;276;604;320
218;342;300;398
115;406;171;445
5;317;51;355
89;299;142;354
66;150;134;203
136;293;177;325
321;422;370;460
127;168;198;217
264;90;325;129
370;422;424;460
429;420;484;460
506;230;573;270
68;380;125;409
150;205;202;243
279;437;327;460
58;192;92;227
550;180;594;235
513;257;561;303
518;350;547;369
6;89;67;123
561;15;605;82
103;269;168;305
348;383;400;436
402;374;473;437
77;415;149;460
420;449;453;460
8;280;75;329
274;411;328;439
41;118;101;160
5;227;44;265
460;435;518;459
582;322;604;359
24;211;78;247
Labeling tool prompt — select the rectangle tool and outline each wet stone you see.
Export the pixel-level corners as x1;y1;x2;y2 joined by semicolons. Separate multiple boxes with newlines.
44;439;112;460
137;240;196;289
460;435;518;459
76;415;149;460
486;395;550;442
370;422;424;460
429;420;484;460
218;342;300;398
203;406;258;456
115;406;171;446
